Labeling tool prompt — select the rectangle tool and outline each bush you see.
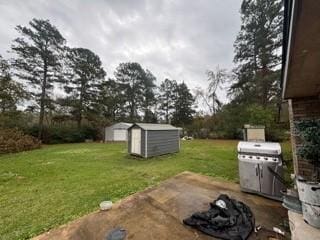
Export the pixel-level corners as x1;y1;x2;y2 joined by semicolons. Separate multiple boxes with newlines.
188;103;290;141
25;124;100;144
0;128;41;154
0;111;36;129
295;119;320;180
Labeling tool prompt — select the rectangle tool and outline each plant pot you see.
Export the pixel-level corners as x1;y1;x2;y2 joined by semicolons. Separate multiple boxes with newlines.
296;179;320;205
297;178;320;228
301;202;320;228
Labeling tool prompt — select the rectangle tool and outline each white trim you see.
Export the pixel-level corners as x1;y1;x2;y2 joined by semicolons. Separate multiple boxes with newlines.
282;0;296;99
145;130;148;158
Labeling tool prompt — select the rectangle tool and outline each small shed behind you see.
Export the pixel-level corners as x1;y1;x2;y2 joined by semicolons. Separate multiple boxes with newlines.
128;123;180;158
105;122;132;142
243;124;265;142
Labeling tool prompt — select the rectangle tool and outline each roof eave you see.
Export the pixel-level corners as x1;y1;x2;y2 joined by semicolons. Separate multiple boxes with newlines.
282;0;297;99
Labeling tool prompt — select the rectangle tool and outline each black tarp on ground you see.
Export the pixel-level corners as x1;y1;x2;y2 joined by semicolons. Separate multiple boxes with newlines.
183;194;255;240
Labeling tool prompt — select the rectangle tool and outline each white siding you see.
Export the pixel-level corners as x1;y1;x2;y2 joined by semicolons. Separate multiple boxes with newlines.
105;127;113;141
104;122;132;142
113;129;127;141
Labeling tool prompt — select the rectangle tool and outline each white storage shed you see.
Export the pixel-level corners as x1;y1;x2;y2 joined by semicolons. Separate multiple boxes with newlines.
104;122;132;142
243;124;265;142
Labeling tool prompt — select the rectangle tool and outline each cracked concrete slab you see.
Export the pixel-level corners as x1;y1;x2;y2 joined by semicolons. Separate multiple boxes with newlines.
33;172;287;240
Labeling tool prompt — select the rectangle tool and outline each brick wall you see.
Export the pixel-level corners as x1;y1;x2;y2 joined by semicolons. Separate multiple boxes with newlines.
288;96;320;180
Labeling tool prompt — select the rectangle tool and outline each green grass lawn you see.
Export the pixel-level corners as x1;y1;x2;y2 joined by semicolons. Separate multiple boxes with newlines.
0;140;292;240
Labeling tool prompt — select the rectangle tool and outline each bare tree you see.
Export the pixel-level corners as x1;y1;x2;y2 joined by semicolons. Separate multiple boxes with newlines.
206;66;228;114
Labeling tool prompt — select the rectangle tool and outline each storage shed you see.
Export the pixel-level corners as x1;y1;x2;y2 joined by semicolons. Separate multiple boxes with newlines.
243;124;265;142
104;122;132;142
128;123;180;158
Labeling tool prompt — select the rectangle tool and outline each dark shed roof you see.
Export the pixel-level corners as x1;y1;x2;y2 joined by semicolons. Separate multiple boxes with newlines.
129;123;179;131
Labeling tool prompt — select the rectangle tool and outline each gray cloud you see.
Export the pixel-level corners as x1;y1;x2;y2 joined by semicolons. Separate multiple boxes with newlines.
0;0;241;103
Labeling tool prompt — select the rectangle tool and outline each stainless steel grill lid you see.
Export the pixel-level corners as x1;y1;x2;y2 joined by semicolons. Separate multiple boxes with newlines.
237;141;281;155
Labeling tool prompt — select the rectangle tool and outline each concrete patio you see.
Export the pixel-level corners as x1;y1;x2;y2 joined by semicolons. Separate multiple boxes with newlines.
34;172;287;240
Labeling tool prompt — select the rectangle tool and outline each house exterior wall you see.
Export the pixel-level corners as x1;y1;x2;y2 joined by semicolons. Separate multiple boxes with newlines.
146;130;180;157
288;96;320;179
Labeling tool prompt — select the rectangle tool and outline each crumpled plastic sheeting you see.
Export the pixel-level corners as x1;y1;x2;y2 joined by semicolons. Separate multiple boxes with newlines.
183;194;255;240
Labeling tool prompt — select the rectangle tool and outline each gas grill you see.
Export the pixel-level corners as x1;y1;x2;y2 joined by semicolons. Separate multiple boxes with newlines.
238;141;286;201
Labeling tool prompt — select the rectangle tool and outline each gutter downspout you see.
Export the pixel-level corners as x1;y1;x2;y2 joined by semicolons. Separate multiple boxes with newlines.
282;0;297;99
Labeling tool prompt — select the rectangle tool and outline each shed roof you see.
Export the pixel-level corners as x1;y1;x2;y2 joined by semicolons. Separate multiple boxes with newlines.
108;122;133;129
244;124;265;129
130;123;179;131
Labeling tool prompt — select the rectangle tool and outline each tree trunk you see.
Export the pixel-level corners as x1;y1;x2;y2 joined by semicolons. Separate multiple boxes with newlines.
78;90;83;129
77;81;86;129
165;94;169;124
212;97;215;115
261;66;268;108
77;110;82;129
130;98;135;121
166;104;169;124
38;62;47;140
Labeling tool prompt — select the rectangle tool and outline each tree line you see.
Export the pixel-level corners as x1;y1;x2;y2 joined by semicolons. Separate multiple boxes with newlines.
0;0;288;142
189;0;287;140
0;19;194;140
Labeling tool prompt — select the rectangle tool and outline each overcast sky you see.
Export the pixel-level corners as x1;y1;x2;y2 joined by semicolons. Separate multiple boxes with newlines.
0;0;241;105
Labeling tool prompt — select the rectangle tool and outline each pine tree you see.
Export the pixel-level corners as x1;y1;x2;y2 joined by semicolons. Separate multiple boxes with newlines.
64;47;106;128
230;0;283;107
114;62;145;121
0;55;27;113
158;79;177;123
11;18;66;139
98;78;125;122
172;82;195;126
142;69;156;122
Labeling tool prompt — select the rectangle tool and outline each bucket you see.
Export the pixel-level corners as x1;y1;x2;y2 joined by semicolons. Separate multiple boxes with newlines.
297;178;320;229
302;202;320;228
296;179;320;205
100;201;113;211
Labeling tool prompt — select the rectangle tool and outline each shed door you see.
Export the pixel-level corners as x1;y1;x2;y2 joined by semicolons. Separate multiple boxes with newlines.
114;129;127;141
131;129;141;154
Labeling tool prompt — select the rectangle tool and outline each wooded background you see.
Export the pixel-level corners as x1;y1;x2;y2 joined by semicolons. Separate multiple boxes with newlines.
0;0;288;143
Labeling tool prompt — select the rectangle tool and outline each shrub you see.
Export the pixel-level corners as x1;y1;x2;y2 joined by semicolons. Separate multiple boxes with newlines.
0;128;41;154
295;119;320;180
25;124;100;144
